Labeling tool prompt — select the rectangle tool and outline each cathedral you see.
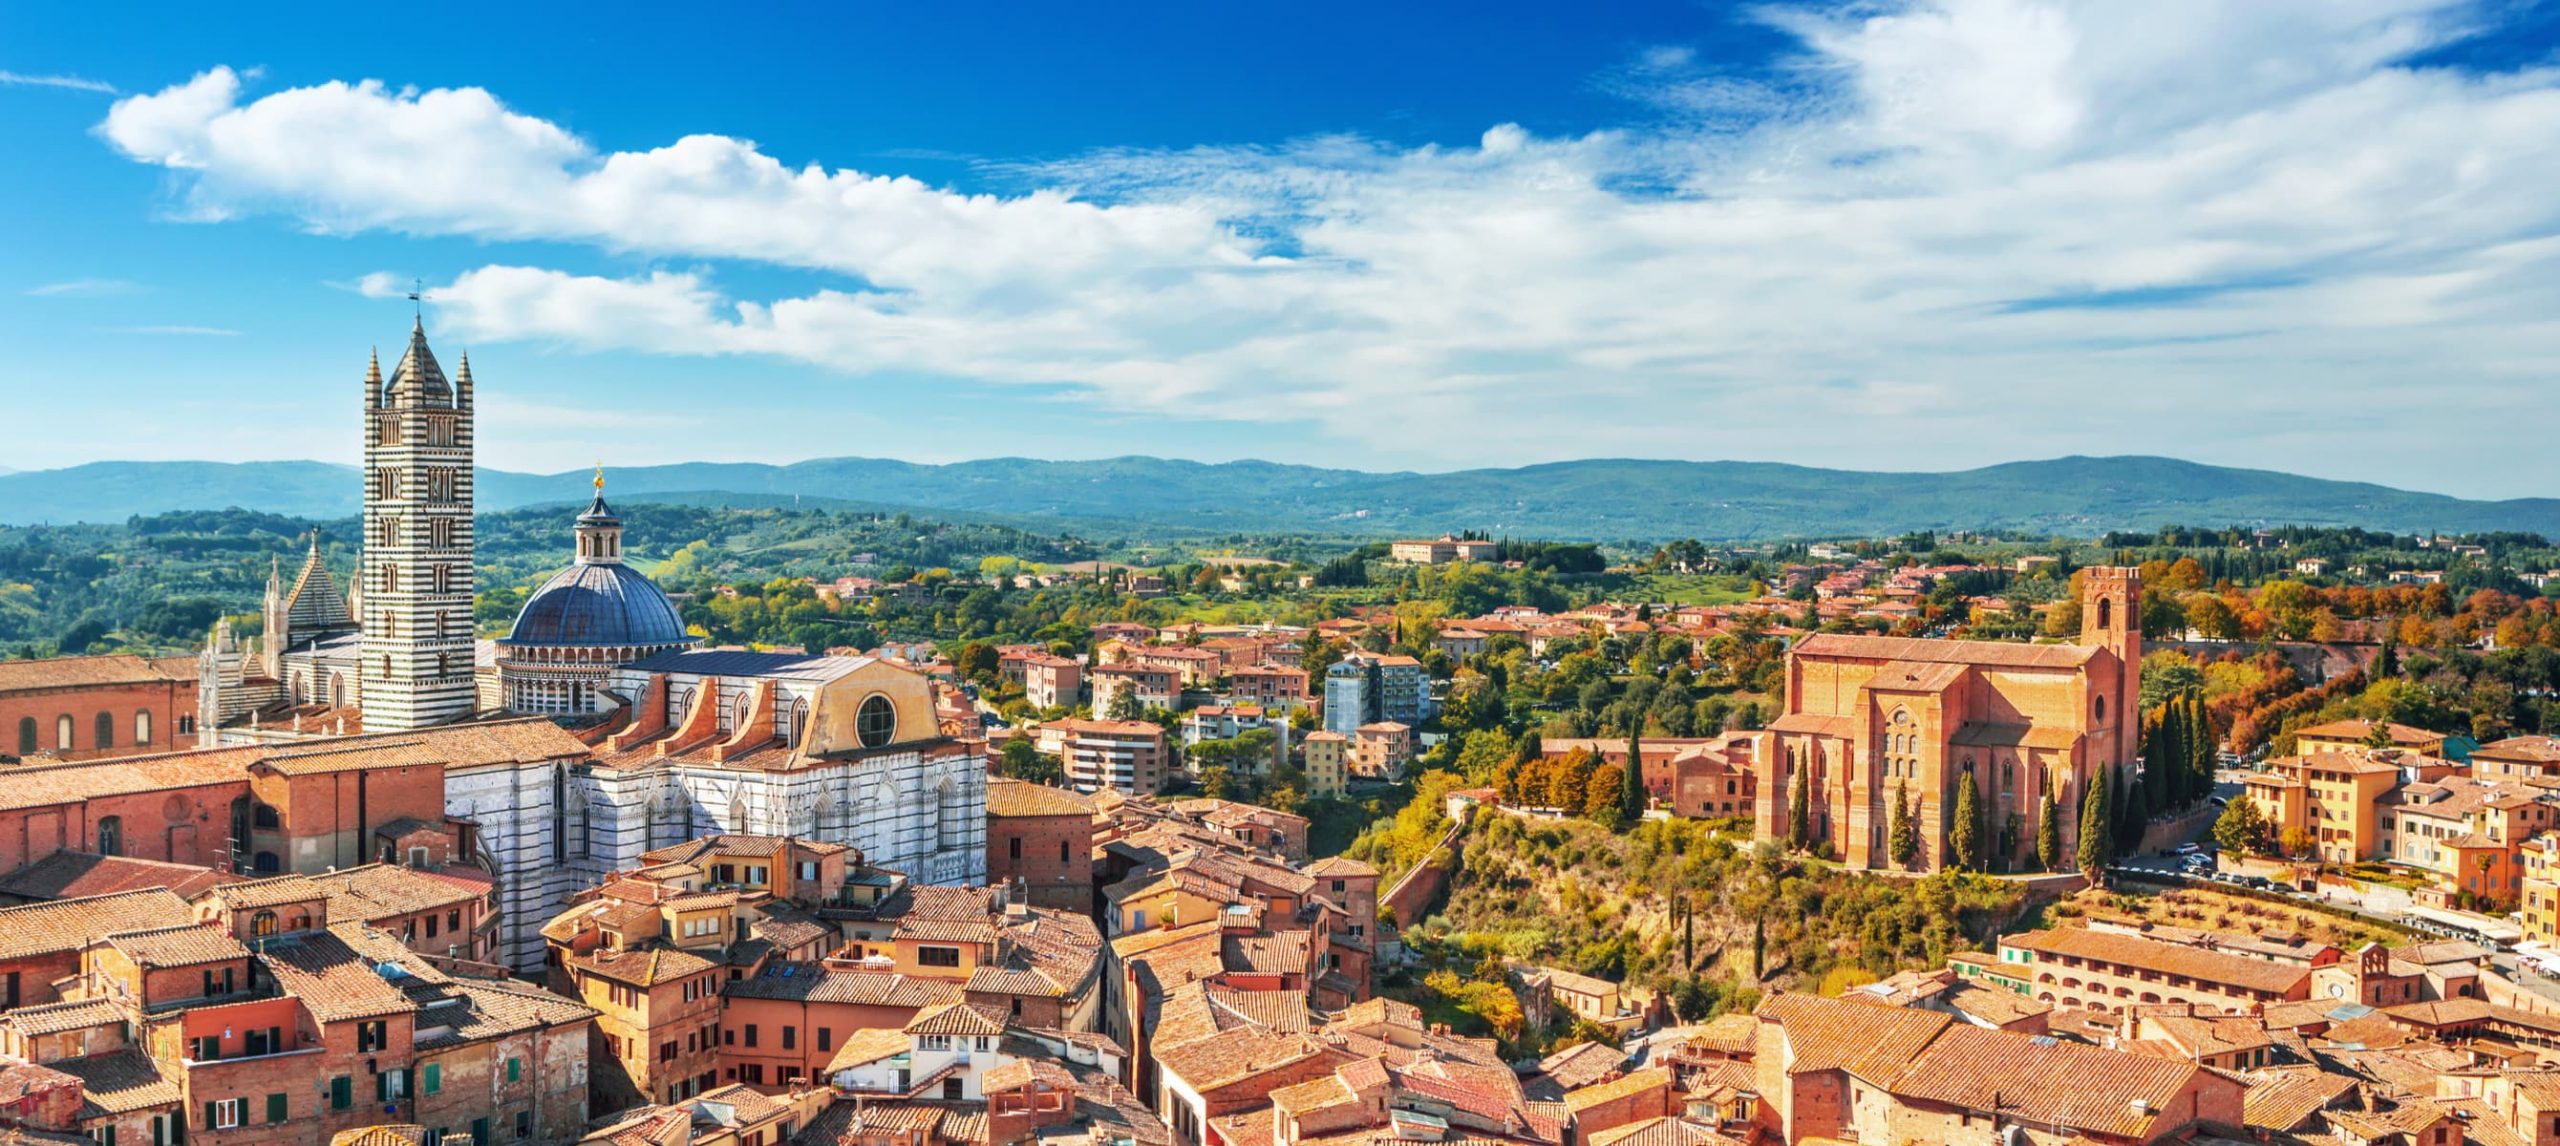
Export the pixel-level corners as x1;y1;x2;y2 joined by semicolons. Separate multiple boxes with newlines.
191;318;987;970
1759;567;2144;873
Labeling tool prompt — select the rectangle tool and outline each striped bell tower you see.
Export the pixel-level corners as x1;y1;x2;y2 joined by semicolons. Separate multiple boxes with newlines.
360;317;478;730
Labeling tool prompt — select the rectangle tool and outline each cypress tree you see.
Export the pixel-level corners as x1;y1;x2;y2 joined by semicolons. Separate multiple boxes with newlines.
1787;767;1811;851
2078;767;2114;885
2036;793;2061;872
1514;729;1544;766
2145;703;2176;812
2116;761;2145;854
1890;784;1919;867
1621;731;1647;825
2187;693;2215;807
1951;772;1982;872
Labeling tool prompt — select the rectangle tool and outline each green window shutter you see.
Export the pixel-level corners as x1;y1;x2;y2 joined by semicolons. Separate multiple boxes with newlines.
470;1117;489;1145
506;1057;521;1083
424;1063;441;1095
331;1075;353;1110
266;1094;288;1124
203;1102;218;1129
376;1072;389;1102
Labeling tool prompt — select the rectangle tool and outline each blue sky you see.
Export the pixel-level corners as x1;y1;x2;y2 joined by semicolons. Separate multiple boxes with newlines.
4;1;2559;497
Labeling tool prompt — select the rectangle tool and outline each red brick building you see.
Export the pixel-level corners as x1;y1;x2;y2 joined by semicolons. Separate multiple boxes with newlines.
987;778;1097;910
1;654;199;763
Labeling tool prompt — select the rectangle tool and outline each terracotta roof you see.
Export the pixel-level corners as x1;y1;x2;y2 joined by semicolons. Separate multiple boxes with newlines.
1886;1025;2206;1139
905;1002;1007;1037
724;962;962;1008
2002;927;2310;995
1302;856;1378;878
210;874;331;911
895;917;999;945
0;997;128;1037
1155;1028;1334;1093
0;888;193;960
824;1026;915;1073
2240;1067;2357;1131
260;930;422;1022
1757;993;1953;1081
1794;632;2101;670
0;654;193;694
1586;1118;1741;1146
573;945;719;988
0;851;238;902
1537;1040;1627;1090
51;1051;180;1117
256;739;445;775
987;777;1098;818
107;923;251;968
318;864;487;921
1564;1066;1672;1113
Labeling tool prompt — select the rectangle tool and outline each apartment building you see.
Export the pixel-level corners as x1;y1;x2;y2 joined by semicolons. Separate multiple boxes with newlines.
2379;775;2560;907
2243;750;2405;863
1349;722;1412;782
1038;719;1172;796
1301;731;1347;799
1320;654;1428;737
1225;666;1310;711
1995;926;2313;1014
1090;666;1181;717
1017;654;1083;711
2292;719;2448;757
1387;535;1499;565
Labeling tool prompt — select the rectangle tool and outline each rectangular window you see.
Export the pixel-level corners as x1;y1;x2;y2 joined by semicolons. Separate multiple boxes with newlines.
918;946;961;967
206;1099;242;1129
516;1112;532;1140
331;1076;353;1111
266;1094;288;1124
743;1024;758;1048
781;1026;796;1050
506;1057;522;1084
817;1027;833;1053
1009;838;1023;860
358;1020;387;1052
191;1036;220;1062
424;1062;442;1096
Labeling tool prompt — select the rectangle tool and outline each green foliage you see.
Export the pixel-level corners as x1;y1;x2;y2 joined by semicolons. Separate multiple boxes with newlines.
2214;794;2267;856
997;738;1061;785
2078;769;2114;882
1949;772;1982;873
1620;732;1647;825
2035;794;2061;873
1890;784;1920;867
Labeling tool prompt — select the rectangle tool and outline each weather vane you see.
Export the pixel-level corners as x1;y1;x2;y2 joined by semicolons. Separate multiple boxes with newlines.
407;276;429;319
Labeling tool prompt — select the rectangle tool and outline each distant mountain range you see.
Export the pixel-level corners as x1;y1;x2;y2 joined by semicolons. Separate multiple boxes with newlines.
2;455;2553;541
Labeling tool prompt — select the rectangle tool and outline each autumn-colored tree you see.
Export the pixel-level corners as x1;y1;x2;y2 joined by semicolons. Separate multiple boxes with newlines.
1585;765;1627;828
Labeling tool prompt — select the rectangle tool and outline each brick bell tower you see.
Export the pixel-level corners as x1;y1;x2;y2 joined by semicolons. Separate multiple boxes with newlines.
2079;565;2143;767
360;316;478;730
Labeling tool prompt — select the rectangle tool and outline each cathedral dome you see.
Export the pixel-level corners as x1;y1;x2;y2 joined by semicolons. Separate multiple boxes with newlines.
500;562;691;648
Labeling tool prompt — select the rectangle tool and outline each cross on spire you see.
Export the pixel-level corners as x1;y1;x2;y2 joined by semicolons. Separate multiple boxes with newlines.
406;277;430;321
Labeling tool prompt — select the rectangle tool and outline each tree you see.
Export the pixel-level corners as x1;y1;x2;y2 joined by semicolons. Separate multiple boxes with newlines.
997;738;1061;785
1585;766;1628;829
2078;769;2114;885
1620;733;1647;825
2279;826;2316;859
1950;772;1982;872
2035;793;2061;872
1889;784;1919;867
2212;795;2265;857
1104;686;1143;722
2113;762;2146;856
1787;767;1811;851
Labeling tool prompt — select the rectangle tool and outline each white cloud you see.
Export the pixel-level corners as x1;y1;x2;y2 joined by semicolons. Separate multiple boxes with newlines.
1;69;115;94
92;2;2560;486
26;278;140;297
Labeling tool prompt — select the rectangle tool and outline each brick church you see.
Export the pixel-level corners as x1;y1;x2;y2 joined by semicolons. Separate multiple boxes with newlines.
1758;567;2143;871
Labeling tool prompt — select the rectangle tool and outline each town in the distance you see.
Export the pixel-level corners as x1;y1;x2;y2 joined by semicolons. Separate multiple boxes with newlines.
12;321;2560;1146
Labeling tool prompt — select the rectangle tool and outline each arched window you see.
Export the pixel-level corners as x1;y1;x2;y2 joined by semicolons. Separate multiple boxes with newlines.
857;695;897;749
14;717;32;756
56;715;74;751
785;700;807;748
2096;596;2112;631
251;911;279;937
96;816;123;857
95;712;115;751
135;709;153;747
252;802;280;830
732;693;753;737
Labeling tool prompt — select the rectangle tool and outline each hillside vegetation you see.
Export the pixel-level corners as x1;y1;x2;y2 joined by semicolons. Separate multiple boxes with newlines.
10;454;2560;538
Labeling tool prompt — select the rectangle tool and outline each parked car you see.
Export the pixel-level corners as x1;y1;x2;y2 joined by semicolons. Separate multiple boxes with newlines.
2245;876;2273;889
2174;843;2204;856
2266;880;2296;893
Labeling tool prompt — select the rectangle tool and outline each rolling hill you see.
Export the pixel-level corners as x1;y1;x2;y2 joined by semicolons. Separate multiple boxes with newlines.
1;455;2552;541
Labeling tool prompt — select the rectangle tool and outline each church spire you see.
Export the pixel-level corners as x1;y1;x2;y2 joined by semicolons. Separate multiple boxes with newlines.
366;347;383;409
574;465;623;565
